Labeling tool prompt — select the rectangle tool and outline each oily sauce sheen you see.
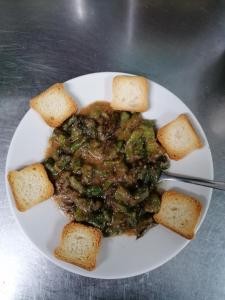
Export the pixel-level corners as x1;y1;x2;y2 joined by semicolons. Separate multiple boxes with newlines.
44;101;169;238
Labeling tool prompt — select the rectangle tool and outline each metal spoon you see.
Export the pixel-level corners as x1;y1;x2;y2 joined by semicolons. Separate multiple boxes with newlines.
160;171;225;191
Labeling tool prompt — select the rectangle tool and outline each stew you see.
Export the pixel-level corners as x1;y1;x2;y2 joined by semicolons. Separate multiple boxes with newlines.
44;102;169;238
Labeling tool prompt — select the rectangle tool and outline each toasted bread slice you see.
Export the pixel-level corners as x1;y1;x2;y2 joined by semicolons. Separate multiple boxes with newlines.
54;222;102;271
154;190;202;239
157;114;203;160
30;83;77;127
111;75;149;112
8;163;54;212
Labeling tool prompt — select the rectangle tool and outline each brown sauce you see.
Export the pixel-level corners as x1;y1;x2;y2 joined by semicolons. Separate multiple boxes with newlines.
79;101;112;115
43;101;168;238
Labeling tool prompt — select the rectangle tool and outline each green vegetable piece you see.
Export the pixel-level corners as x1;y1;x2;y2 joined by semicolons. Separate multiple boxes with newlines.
103;227;122;237
69;176;84;194
126;211;137;226
88;213;107;230
73;208;88;222
149;166;161;185
70;138;86;153
146;140;158;154
120;112;130;126
85;186;103;197
45;163;58;176
140;124;155;140
125;129;145;162
136;215;155;238
114;186;135;206
55;155;71;171
144;193;161;213
116;113;142;140
89;108;101;119
62;115;77;131
58;134;66;145
127;113;141;128
142;119;155;128
52;133;66;147
44;157;55;165
72;159;82;175
111;201;130;213
116;140;124;152
135;165;148;182
52;148;62;161
83;118;97;138
134;187;149;203
71;127;82;142
111;212;126;226
94;167;108;181
102;180;113;191
128;129;143;142
103;209;112;222
157;155;169;170
74;197;92;212
136;165;160;185
52;129;66;144
103;160;121;173
81;164;93;185
44;158;58;176
114;211;136;225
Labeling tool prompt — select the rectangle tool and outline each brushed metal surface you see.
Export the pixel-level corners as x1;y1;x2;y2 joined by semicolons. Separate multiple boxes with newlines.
1;0;225;299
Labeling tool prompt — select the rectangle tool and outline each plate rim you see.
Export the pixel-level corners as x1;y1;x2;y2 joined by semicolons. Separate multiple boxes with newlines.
5;71;214;279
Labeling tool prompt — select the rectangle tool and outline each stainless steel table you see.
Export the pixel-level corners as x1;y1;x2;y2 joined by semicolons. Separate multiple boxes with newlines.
1;1;225;299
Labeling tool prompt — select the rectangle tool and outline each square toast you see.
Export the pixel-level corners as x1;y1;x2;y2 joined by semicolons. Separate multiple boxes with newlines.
157;114;202;160
30;83;77;127
111;75;149;112
54;222;102;271
154;190;202;239
8;163;54;212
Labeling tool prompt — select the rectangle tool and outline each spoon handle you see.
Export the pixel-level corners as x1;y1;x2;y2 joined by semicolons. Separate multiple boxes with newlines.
161;171;225;191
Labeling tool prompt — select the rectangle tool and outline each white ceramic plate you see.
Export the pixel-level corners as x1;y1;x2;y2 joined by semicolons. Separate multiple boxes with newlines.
5;72;213;279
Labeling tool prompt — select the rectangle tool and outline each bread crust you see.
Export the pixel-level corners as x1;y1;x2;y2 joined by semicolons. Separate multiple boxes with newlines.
154;190;202;239
157;114;203;160
30;83;77;127
54;222;102;271
111;75;149;112
8;163;54;212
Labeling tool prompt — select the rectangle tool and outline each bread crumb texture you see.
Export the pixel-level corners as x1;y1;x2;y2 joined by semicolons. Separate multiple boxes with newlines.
54;222;102;270
157;114;203;160
111;75;149;112
30;83;77;127
8;163;54;211
154;190;202;239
